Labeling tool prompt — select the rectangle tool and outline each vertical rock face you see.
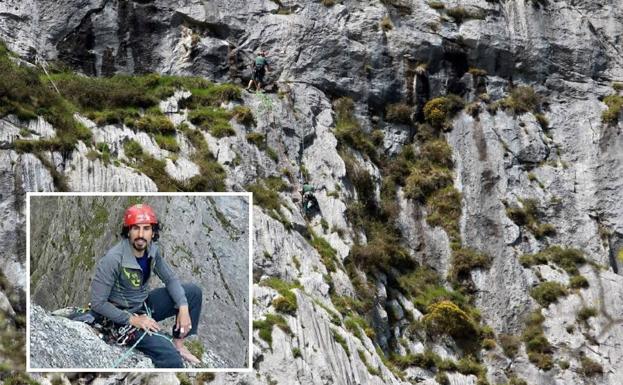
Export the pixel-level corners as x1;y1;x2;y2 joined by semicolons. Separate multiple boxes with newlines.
0;151;53;292
1;0;623;384
29;195;250;367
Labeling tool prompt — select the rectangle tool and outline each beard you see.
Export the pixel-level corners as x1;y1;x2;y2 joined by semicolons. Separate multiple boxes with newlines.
132;238;148;252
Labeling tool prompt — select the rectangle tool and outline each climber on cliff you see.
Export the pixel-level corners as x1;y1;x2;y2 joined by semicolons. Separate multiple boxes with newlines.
246;50;271;92
302;182;318;216
89;203;202;368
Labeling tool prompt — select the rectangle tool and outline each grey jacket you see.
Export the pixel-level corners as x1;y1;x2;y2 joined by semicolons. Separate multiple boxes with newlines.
90;240;187;324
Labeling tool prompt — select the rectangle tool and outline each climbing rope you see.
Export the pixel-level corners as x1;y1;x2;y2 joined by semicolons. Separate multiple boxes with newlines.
111;303;173;368
35;55;62;96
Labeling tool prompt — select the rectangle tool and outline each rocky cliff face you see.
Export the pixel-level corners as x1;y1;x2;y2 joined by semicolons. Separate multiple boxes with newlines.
1;0;623;384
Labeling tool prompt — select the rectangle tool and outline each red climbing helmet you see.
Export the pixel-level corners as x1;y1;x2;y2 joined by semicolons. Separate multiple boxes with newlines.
123;204;158;227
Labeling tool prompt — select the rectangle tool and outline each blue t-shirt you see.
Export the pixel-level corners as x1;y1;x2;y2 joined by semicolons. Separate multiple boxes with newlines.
136;251;151;284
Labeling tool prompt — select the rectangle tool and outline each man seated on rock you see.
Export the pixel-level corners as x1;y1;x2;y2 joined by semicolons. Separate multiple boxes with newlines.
90;203;202;368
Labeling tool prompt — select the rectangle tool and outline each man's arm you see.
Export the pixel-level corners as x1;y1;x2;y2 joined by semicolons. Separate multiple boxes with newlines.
153;248;188;308
90;254;132;324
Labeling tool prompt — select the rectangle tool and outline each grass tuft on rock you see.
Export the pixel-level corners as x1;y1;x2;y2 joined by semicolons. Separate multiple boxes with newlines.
333;97;377;160
602;94;623;125
530;281;567;308
385;103;413;124
505;198;556;239
253;313;292;348
522;310;553;370
261;277;300;315
188;107;235;138
449;247;491;285
499;86;540;114
577;306;597;322
580;356;603;376
519;246;585;275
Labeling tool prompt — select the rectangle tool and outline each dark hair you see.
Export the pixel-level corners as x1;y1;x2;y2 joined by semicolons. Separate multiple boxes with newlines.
121;223;160;241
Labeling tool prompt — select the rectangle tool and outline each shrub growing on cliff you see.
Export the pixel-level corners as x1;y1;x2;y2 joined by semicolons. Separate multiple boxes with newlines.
427;1;445;10
530;281;567;307
84;108;140;126
272;295;297;315
569;274;589;289
499;334;521;358
349;230;412;272
333;97;376;159
253;313;291;348
135;113;176;134
233;105;255;126
581;356;603;376
423;95;465;129
246;179;286;214
423;300;478;339
246;132;266;149
506;376;529;385
519;246;585;275
53;73;158;110
505;198;556;239
426;186;462;242
468;67;487;77
449;247;491;283
420;139;454;168
386;103;413;124
405;165;453;202
123;140;144;159
500;86;540;114
154;134;180;152
577;306;597;322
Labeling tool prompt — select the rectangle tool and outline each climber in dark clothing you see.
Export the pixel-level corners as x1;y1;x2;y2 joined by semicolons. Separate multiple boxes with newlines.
90;203;202;368
246;50;271;92
302;183;318;216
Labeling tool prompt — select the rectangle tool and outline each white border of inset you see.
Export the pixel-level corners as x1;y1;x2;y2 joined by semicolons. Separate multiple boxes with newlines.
26;191;253;373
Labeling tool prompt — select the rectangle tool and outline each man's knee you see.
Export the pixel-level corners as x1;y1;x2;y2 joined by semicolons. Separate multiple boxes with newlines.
183;283;202;302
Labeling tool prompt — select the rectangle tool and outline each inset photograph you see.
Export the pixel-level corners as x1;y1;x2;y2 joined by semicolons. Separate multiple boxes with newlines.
27;193;251;371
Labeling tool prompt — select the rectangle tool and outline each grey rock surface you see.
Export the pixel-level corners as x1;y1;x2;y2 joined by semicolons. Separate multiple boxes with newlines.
30;304;152;369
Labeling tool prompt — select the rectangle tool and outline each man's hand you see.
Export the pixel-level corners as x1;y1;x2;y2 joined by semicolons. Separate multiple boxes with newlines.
129;314;160;334
175;305;192;338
